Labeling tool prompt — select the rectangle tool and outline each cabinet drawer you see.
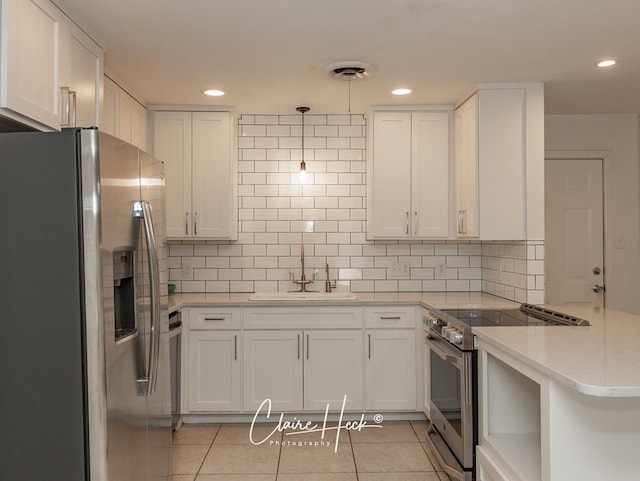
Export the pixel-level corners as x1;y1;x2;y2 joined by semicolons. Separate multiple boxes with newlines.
243;307;363;329
364;306;417;328
187;307;241;330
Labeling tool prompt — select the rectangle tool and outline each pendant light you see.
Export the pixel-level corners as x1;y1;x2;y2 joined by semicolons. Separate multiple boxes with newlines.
297;106;310;181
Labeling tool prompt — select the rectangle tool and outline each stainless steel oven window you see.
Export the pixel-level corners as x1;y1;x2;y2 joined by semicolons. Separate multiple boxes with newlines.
428;336;476;469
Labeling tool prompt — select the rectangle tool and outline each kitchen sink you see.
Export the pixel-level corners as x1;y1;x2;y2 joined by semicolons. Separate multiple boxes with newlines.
248;291;358;301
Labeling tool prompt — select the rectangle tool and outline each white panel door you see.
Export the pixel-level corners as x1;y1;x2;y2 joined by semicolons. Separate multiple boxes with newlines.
2;0;64;128
304;330;363;411
365;329;417;411
243;330;303;412
188;331;240;412
192;111;234;238
411;111;450;238
370;112;412;238
545;159;604;306
153;111;192;238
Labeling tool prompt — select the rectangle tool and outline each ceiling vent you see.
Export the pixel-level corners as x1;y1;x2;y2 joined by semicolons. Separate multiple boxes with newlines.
323;61;376;81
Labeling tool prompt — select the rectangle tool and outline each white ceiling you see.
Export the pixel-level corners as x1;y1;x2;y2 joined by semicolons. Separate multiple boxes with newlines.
55;0;640;115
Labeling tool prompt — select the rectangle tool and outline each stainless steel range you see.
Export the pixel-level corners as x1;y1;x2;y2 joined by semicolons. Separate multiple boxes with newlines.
423;304;589;481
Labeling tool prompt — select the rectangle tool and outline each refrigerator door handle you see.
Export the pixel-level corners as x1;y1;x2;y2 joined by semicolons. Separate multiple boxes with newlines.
132;201;162;396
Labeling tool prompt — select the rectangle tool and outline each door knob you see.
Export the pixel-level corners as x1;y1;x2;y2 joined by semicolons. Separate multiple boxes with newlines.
592;267;601;275
592;284;605;293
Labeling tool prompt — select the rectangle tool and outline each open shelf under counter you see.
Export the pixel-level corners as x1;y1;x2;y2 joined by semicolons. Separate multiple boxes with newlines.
483;432;541;481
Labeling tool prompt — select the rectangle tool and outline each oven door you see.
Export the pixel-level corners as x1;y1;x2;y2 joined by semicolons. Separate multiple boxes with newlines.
428;334;476;471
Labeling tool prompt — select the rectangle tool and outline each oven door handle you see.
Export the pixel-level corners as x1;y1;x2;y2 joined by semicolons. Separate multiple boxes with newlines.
428;336;464;369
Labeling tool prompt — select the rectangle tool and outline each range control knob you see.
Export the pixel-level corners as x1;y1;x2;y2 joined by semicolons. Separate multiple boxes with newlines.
451;330;464;345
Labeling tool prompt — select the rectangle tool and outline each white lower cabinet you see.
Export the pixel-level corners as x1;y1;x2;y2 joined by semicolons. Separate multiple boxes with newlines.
364;307;418;411
184;308;241;413
188;331;240;412
243;329;363;412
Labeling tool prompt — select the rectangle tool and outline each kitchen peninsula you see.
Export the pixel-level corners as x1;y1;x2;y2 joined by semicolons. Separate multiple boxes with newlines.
473;304;640;481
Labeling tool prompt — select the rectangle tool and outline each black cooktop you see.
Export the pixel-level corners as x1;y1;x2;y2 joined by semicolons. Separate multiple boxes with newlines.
441;309;550;328
441;304;590;328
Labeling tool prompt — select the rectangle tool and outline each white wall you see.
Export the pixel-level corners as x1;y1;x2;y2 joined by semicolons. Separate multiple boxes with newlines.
545;114;640;314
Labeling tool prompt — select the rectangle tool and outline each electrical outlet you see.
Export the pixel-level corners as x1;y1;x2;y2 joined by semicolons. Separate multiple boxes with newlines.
435;264;446;278
182;259;193;279
389;261;410;279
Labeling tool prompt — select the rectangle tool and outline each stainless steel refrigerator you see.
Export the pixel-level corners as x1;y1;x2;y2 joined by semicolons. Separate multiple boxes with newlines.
0;128;171;480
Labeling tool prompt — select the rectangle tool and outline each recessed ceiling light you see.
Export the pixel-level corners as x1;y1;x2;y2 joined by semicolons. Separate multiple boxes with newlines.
595;59;618;68
392;88;412;96
203;89;225;96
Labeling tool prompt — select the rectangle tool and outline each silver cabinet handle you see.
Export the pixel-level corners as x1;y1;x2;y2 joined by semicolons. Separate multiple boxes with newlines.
60;87;77;127
69;89;77;127
132;201;161;396
368;333;372;359
457;210;467;235
297;334;301;360
414;211;418;235
204;317;225;321
194;211;198;235
234;335;238;361
185;212;190;235
380;316;401;320
405;211;409;234
306;334;310;360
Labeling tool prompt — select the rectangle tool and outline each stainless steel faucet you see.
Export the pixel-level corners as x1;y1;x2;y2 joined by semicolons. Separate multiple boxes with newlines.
325;262;336;293
289;244;318;292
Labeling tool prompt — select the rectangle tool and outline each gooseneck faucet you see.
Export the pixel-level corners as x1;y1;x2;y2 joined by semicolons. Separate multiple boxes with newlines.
289;244;318;292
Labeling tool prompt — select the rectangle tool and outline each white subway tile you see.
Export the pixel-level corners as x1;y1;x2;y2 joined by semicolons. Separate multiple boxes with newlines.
351;280;374;292
338;220;363;233
363;244;387;256
206;256;230;268
434;244;458;256
181;281;206;292
327;115;351;125
527;290;545;305
339;150;363;161
254;280;278;292
170;244;193;256
338;173;362;184
315;173;338;184
327;209;350;221
255;185;279;197
422;280;446;292
239;115;255;125
387;244;411;256
242;197;267;209
447;280;470;291
267;197;290;209
241;220;266;233
278;208;302;221
267;149;291;161
194;269;218;281
290;220;315;233
279;115;301;125
327;137;350;149
303;137;326;149
238;184;255;197
351;115;366;125
351;256;374;268
339;268;362;280
194;245;218;256
254;137;279;149
279;232;302;244
527;260;545;275
315;125;338;137
399;280;422;292
266;125;290;137
446;256;469;268
266;172;290;184
267;220;290;233
314;220;338;232
279;137;301;149
339;125;363;137
267;245;290;256
241;125;266;137
238;137;255;148
302;184;327;197
327;232;351;244
230;281;254;293
279;184;302;196
204;281;229;293
314;149;339;161
326;161;351;173
254;161;280;173
350;161;366;173
351;137;366;149
242;172;267;184
315;244;339;256
302;232;327;244
375;280;398;292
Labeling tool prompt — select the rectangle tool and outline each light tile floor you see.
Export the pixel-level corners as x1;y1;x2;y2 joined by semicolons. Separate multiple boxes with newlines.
172;420;453;481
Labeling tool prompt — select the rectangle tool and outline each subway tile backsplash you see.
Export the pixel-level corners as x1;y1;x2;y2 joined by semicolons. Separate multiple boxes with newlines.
168;113;544;303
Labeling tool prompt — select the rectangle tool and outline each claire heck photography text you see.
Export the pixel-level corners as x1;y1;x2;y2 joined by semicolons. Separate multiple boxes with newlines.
249;395;384;453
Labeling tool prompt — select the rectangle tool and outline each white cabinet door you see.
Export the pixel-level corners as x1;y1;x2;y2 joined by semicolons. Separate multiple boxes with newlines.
478;89;526;240
369;110;450;239
454;94;479;237
1;0;64;129
153;111;192;238
153;110;237;240
411;112;450;238
304;330;363;411
192;112;235;238
365;329;417;411
188;331;240;412
101;76;118;136
243;330;303;412
370;111;412;238
65;22;103;128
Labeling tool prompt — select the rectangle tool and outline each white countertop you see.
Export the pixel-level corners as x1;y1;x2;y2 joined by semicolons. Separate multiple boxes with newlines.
168;291;519;313
472;303;640;397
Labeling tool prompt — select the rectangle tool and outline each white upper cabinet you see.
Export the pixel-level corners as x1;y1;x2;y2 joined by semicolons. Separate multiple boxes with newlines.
368;109;451;239
153;110;237;240
0;0;103;130
63;21;103;128
102;76;148;151
453;94;479;238
454;84;544;241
